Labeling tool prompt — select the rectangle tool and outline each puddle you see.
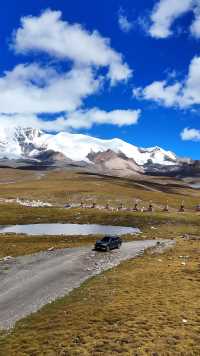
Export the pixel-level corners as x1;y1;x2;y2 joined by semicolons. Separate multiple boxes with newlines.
0;223;140;236
189;183;200;189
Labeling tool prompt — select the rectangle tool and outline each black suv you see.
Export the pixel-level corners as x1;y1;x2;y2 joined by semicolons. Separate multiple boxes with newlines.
95;235;122;251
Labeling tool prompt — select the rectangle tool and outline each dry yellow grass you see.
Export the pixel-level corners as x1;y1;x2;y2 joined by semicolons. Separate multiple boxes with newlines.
0;234;98;258
0;168;200;355
0;233;142;259
0;202;200;259
0;168;199;209
0;212;199;259
0;239;200;355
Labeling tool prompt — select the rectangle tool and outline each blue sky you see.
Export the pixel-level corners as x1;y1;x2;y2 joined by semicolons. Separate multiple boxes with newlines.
1;0;200;158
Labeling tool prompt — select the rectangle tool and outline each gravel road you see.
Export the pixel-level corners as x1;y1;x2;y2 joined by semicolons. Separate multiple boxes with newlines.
0;240;173;329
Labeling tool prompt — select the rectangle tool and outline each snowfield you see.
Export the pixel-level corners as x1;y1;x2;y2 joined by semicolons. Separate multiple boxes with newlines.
0;127;177;166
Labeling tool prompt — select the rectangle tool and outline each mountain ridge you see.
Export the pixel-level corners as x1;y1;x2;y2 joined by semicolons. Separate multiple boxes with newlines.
0;127;198;177
0;127;178;163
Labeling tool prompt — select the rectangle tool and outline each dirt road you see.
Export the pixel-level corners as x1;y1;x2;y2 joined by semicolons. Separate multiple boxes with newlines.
0;240;173;329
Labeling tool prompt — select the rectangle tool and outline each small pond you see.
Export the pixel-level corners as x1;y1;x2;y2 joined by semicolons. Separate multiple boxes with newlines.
0;223;140;236
189;183;200;189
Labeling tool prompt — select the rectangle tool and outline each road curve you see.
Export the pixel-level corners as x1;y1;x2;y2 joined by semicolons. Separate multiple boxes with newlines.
0;240;172;329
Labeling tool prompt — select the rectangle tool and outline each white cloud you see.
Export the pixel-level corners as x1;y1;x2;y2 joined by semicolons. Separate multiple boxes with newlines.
0;108;140;133
181;127;200;141
148;0;200;39
0;114;76;133
64;108;141;129
133;56;200;109
0;114;75;133
0;63;140;129
12;9;132;85
0;63;100;114
190;13;200;38
118;9;133;33
181;56;200;106
134;81;181;107
0;9;140;132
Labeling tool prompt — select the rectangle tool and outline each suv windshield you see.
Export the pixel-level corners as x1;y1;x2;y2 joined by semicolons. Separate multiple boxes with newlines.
101;236;111;242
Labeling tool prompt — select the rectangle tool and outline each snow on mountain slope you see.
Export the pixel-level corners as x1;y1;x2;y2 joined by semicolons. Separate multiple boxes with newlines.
0;127;45;159
35;132;177;165
0;127;177;166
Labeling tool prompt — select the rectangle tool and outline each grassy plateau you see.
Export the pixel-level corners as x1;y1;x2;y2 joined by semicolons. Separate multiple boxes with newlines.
0;168;199;355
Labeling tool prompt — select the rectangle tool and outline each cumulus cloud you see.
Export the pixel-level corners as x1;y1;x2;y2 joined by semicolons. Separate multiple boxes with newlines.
181;127;200;141
64;108;141;129
148;0;200;39
0;114;74;132
190;5;200;37
12;9;132;85
133;81;181;107
0;108;140;132
0;9;140;132
0;63;100;114
149;0;192;38
133;56;200;109
118;9;133;33
0;62;140;129
0;114;53;131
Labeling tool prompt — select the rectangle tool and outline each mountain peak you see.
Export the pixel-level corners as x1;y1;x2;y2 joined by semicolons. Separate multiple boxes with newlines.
0;126;178;168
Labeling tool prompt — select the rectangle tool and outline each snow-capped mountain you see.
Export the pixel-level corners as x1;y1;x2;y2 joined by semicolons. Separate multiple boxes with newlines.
0;127;178;169
0;127;45;159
